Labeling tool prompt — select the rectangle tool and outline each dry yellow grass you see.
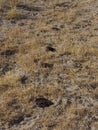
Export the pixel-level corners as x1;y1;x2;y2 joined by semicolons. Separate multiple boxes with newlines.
0;0;98;129
9;0;20;7
6;7;25;19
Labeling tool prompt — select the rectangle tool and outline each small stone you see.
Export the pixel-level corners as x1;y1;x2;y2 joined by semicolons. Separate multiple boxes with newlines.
46;46;56;52
35;97;54;108
20;75;28;84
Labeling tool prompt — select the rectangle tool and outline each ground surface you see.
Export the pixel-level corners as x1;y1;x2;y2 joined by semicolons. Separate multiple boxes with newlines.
0;0;98;130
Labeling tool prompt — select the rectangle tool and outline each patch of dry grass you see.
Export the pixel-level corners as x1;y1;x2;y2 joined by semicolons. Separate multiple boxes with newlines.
6;7;25;20
0;0;98;129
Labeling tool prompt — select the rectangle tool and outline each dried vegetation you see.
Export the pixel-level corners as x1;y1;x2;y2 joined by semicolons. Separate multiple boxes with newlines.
0;0;98;130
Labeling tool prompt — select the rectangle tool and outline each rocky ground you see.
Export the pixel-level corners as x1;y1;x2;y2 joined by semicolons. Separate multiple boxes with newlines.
0;0;98;130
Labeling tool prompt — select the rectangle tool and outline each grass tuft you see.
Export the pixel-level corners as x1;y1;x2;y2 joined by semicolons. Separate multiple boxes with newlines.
6;7;24;19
